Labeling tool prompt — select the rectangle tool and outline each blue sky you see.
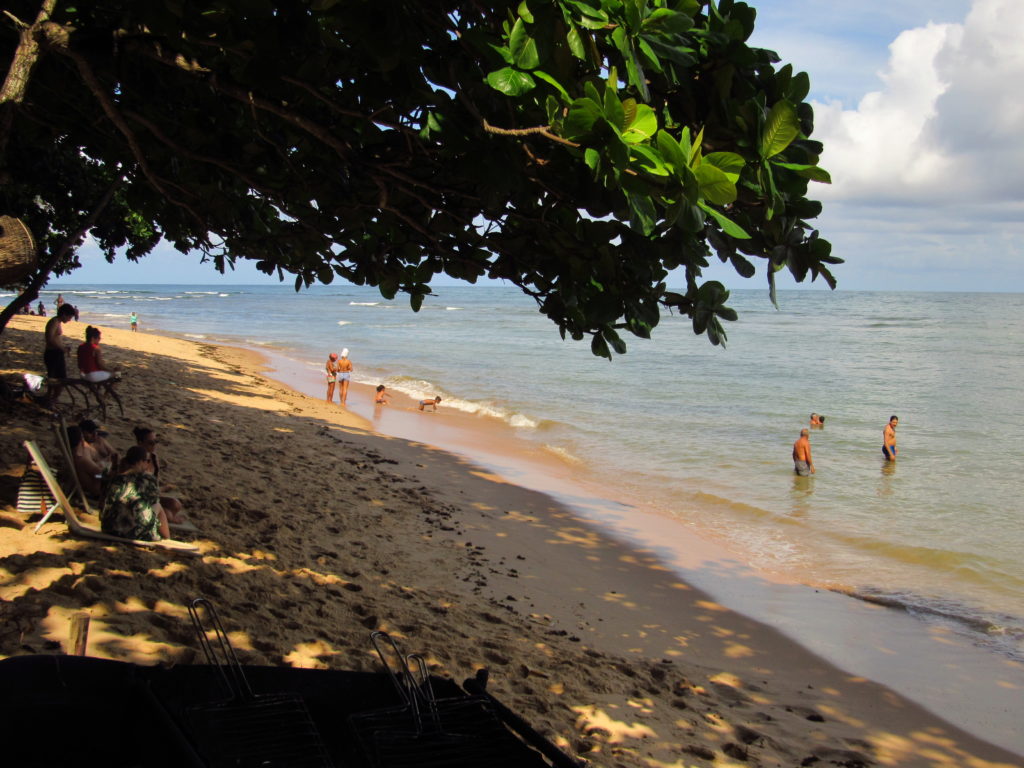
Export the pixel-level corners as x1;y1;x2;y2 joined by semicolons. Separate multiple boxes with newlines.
60;0;1022;292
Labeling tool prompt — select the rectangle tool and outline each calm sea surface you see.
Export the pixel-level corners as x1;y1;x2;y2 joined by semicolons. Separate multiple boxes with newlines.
25;284;1024;660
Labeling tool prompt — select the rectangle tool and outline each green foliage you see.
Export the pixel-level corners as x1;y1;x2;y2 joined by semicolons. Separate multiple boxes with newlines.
0;0;839;354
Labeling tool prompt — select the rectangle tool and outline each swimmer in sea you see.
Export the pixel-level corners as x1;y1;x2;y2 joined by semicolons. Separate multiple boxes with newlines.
882;415;898;461
418;396;441;412
793;428;815;476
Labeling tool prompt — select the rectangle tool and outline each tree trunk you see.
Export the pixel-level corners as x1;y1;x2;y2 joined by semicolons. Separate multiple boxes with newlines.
0;0;58;157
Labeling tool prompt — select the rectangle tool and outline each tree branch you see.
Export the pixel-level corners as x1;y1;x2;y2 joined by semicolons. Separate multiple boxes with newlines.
482;119;579;148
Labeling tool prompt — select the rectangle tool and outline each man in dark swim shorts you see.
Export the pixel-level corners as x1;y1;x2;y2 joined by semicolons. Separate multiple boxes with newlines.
882;415;898;460
43;303;76;404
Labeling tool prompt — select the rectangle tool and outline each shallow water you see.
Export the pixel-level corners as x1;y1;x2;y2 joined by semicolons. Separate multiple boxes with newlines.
30;283;1024;661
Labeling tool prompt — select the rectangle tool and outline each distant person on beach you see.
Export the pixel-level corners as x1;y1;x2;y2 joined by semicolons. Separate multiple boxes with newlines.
793;428;815;476
101;445;170;541
883;415;898;461
36;301;45;316
419;396;442;412
77;326;119;383
129;311;138;331
325;352;340;403
337;348;352;405
374;384;390;405
43;303;77;404
56;294;64;309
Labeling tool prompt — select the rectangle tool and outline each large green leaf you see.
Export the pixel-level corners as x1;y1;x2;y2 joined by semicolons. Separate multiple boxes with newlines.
773;162;832;183
566;22;586;59
622;103;658;143
642;8;694;35
702;151;745;182
656;130;687;171
509;18;540;69
698;201;751;239
629;145;669;176
486;67;536;96
561;97;603;138
760;100;800;159
534;70;570;102
694;164;736;205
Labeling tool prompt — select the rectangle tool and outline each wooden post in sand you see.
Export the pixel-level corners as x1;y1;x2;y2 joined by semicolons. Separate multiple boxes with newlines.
69;612;90;656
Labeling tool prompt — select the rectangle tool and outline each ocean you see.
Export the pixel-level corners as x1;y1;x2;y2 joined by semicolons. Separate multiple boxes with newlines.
22;283;1024;663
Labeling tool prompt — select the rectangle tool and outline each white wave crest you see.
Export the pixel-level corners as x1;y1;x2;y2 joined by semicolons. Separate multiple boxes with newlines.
337;320;351;326
542;444;582;465
349;301;379;306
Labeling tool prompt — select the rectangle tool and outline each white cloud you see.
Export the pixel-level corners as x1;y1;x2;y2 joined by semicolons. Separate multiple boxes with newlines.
813;0;1024;206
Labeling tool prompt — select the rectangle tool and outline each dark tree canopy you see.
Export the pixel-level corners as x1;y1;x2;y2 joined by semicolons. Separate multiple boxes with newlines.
0;0;840;354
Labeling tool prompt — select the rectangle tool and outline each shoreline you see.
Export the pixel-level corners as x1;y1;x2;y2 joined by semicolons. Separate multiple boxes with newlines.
245;332;1024;754
1;315;1021;766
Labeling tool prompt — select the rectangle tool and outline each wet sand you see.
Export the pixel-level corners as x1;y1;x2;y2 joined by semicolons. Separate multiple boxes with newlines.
1;315;1021;767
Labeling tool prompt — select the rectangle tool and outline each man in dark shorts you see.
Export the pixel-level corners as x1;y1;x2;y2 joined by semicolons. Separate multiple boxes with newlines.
882;415;898;460
43;303;76;404
793;428;815;476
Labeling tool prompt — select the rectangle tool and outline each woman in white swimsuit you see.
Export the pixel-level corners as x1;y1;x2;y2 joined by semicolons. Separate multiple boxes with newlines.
337;348;353;405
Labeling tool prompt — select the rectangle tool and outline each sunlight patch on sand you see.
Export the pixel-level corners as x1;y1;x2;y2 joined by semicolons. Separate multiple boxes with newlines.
572;705;658;743
285;639;342;669
204;555;265;574
0;566;75;600
187;387;290;411
723;641;754;659
147;561;189;578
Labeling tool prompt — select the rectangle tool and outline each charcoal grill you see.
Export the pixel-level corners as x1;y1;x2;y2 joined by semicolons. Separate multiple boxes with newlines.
184;598;334;768
348;632;539;768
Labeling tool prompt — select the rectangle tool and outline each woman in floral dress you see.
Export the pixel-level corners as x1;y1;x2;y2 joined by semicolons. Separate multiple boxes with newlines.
100;445;169;540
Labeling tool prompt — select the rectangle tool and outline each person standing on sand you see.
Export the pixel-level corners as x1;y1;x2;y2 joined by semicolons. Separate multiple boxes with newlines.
337;348;352;405
43;303;76;405
130;311;138;331
793;428;814;476
883;415;898;461
325;352;340;403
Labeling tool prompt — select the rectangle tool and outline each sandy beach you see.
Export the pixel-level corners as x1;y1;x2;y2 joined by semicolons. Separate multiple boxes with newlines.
1;314;1021;768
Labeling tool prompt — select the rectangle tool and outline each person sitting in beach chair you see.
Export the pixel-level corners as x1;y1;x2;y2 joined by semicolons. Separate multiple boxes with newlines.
101;445;170;541
418;396;441;412
133;426;189;525
67;425;106;499
79;419;118;471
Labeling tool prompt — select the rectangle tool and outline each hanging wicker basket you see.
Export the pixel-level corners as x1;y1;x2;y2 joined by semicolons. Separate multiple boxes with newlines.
0;215;37;285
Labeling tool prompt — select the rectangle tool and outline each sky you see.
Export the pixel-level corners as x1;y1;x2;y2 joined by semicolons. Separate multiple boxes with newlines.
59;0;1023;292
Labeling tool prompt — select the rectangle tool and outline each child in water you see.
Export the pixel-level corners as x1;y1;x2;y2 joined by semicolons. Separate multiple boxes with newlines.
418;396;441;412
374;385;389;405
